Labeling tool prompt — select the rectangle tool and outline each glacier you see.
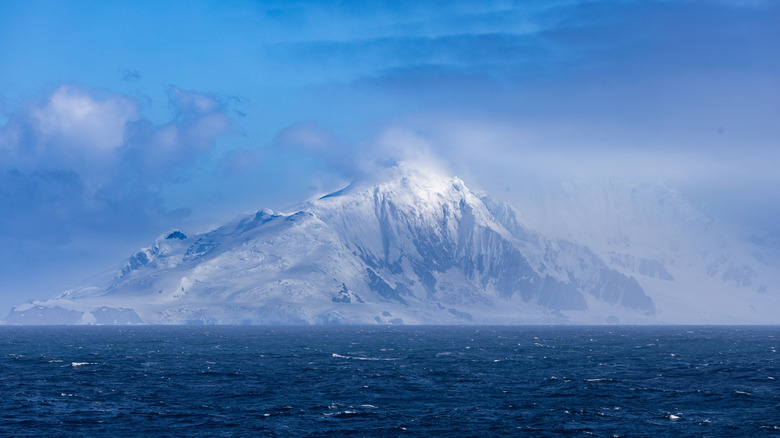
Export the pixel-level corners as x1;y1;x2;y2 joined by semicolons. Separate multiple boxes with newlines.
5;164;779;325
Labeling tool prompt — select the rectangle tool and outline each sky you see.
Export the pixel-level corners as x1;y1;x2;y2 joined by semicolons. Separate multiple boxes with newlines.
0;0;778;312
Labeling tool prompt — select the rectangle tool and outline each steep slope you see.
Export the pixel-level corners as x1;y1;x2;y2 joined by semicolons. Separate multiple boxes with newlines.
312;168;652;314
4;164;655;325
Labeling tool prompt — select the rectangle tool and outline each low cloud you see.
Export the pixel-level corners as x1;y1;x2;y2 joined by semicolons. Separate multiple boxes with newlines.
369;114;780;239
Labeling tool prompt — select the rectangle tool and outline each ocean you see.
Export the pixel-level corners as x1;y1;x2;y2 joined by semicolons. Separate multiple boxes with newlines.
0;326;777;437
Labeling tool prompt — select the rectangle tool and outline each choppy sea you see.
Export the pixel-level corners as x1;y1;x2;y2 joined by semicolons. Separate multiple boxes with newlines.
0;326;777;437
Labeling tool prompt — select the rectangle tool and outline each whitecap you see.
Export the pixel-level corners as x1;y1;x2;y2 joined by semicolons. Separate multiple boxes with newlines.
331;353;398;361
323;410;358;417
71;362;97;367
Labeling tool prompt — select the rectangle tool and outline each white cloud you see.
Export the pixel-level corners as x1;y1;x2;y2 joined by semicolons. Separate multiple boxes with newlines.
364;126;449;175
31;85;139;154
0;85;232;183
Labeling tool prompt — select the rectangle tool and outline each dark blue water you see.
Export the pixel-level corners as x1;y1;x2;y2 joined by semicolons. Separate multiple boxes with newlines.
1;326;778;437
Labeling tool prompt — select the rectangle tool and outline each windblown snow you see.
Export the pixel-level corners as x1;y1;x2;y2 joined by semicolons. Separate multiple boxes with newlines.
5;164;779;325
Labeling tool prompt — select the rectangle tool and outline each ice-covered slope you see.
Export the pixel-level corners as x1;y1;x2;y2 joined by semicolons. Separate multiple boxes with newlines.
5;164;662;325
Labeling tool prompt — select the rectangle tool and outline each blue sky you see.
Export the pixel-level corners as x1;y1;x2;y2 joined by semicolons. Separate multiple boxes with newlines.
0;0;778;311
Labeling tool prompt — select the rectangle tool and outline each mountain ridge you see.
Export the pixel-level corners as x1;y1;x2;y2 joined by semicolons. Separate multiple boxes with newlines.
5;164;777;325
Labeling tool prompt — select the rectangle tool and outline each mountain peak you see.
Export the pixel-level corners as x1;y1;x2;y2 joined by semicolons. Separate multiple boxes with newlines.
315;161;458;201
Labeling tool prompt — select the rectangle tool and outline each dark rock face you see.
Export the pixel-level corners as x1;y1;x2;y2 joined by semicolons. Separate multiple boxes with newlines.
165;231;188;240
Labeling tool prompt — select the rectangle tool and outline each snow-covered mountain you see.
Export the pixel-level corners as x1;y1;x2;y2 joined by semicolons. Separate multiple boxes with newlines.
5;164;779;324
